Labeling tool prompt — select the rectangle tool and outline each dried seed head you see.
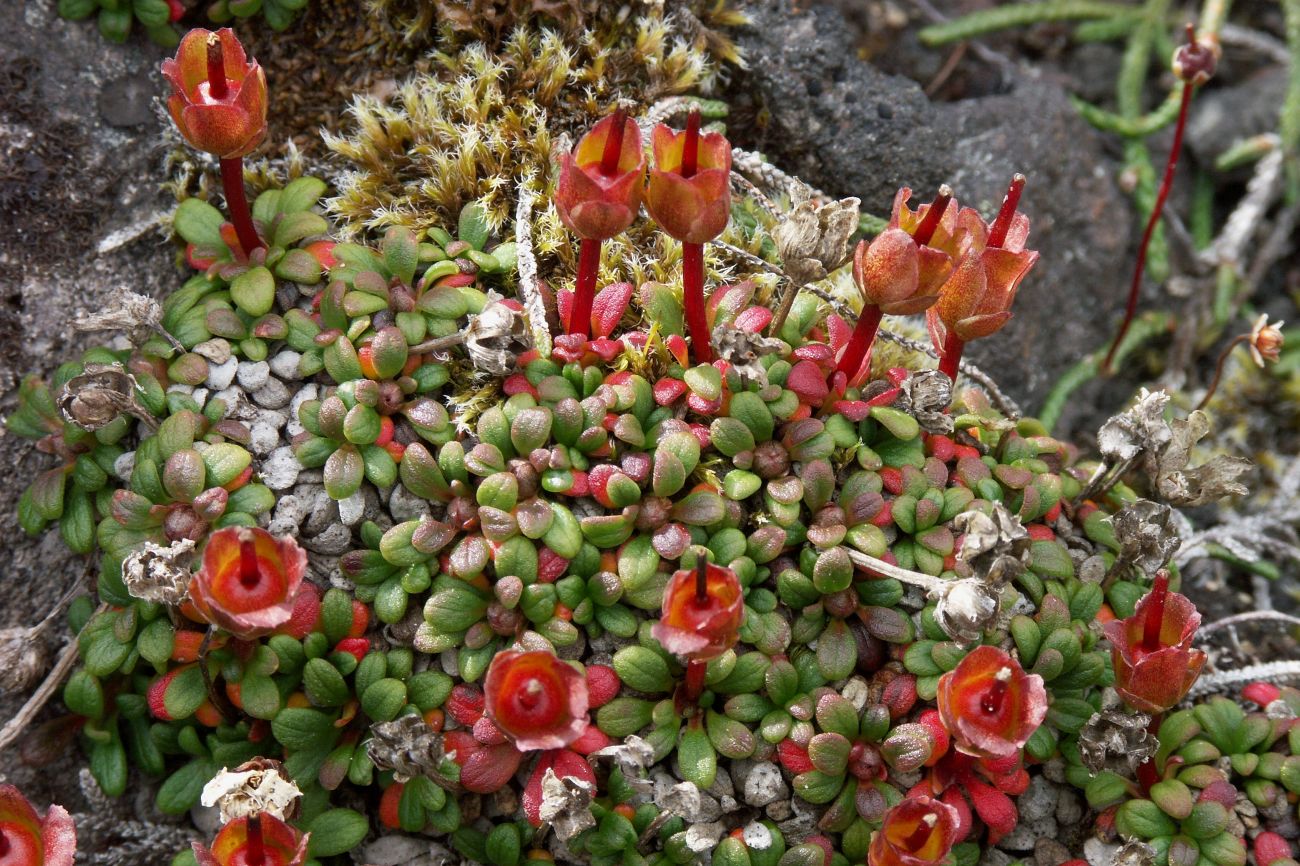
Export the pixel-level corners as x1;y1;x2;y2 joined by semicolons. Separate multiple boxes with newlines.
0;627;48;694
367;714;450;785
58;364;156;432
1172;26;1218;86
121;538;197;606
465;294;531;376
200;758;302;823
931;578;1000;644
1248;314;1285;367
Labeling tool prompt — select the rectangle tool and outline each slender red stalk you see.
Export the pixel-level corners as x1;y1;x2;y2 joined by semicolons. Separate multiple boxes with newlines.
684;659;708;703
1142;571;1170;653
599;108;627;176
903;813;940;850
246;814;265;866
694;555;707;603
568;238;600;336
220;158;263;259
938;329;964;382
987;174;1026;249
1102;82;1195;373
912;186;952;247
206;36;228;100
834;304;884;380
683;241;712;362
1194;334;1248;410
681;109;701;179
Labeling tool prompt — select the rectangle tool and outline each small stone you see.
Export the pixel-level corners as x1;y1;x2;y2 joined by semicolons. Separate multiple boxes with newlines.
194;338;233;364
269;351;303;380
286;384;319;438
360;836;430;866
236;361;270;391
191;388;208;408
212;387;257;421
248;422;281;456
114;451;136;482
1084;838;1121;866
305;524;352;555
260;447;301;491
167;383;194;396
253;379;292;409
388;485;431;522
683;823;725;853
301;490;338;535
206;358;238;390
338;491;366;526
1018;775;1057;822
743;762;786;807
765;800;792;821
742;821;773;851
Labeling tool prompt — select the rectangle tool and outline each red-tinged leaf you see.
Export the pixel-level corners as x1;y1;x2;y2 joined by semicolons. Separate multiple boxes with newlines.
569;725;612;755
793;342;836;365
503;374;538;397
537;548;569;584
706;281;754;328
589;338;622;362
734;306;772;333
522;751;557;825
552;334;587;362
665;334;689;366
965;775;1018;844
591;282;633;337
686;392;723;415
777;738;814;774
833;400;871;422
585;664;620;708
654;377;687;406
446;684;485;727
787;360;829;404
941;786;975;842
556;290;574;331
460;742;522;793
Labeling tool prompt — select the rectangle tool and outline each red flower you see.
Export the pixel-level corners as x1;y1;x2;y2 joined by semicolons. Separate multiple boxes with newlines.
484;651;590;751
645;119;732;245
854;226;951;316
555;111;645;242
1102;571;1207;713
0;784;76;866
936;645;1046;761
652;560;744;662
192;814;309;866
869;796;960;866
162;28;268;159
189;527;307;640
920;181;1038;347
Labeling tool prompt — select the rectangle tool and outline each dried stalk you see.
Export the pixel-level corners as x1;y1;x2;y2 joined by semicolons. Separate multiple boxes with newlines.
0;640;79;754
1198;610;1300;636
1188;660;1300;696
515;178;552;357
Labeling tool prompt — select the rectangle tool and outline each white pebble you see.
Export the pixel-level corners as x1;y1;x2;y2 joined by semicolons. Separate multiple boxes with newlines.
253;379;291;409
270;350;303;380
113;452;136;482
205;358;237;390
193;338;232;364
742;822;773;851
260;446;301;491
236;361;270;391
338;490;366;526
286;384;318;438
248;422;281;456
743;762;786;807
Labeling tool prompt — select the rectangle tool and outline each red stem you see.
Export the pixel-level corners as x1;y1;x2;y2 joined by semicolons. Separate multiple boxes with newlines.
220;157;264;258
681;109;701;178
1194;334;1248;410
683;242;712;363
695;555;708;603
938;330;964;382
986;174;1026;249
835;304;884;380
206;36;228;100
1102;81;1195;373
239;537;259;587
246;814;265;866
912;185;953;247
1142;571;1170;653
568;237;600;337
902;815;938;851
684;659;707;703
600;108;627;175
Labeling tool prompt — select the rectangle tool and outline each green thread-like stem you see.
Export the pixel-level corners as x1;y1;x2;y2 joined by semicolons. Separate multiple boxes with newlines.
918;1;1131;46
1070;89;1182;137
1281;0;1300;201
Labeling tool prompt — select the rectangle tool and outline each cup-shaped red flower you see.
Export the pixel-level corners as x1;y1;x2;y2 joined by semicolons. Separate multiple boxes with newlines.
555;110;645;337
192;813;309;866
162;28;268;160
0;785;76;866
162;28;267;257
923;176;1038;381
936;645;1047;761
645;119;732;245
652;560;744;663
1102;571;1207;714
645;112;732;363
484;650;590;751
189;526;307;640
868;795;960;866
556;111;645;242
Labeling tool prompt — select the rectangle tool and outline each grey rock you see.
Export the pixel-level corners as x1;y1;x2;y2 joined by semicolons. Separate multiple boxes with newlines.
252;378;292;409
389;483;432;521
194;339;233;364
190;387;208;409
212;387;258;421
113;451;136;482
301;490;339;535
206;358;238;391
338;490;366;526
304;523;353;555
743;762;787;807
260;446;301;491
269;350;303;380
236;360;270;391
286;383;319;437
248;421;281;456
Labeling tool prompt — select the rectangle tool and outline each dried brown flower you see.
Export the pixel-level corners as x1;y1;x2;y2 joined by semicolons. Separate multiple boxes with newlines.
0;627;48;694
1110;500;1181;578
200;758;302;823
1149;411;1250;507
896;370;954;435
366;714;452;785
773;196;860;287
58;364;158;432
465;295;531;376
121;539;196;606
1078;689;1155;777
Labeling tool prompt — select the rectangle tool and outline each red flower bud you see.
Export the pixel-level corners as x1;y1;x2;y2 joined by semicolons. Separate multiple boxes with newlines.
1254;832;1294;866
1101;571;1207;714
645;119;732;244
0;784;77;866
192;813;309;866
651;560;744;662
555;111;646;241
936;645;1047;761
484;650;590;751
161;29;268;159
188;527;307;640
853;228;950;316
868;795;960;866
